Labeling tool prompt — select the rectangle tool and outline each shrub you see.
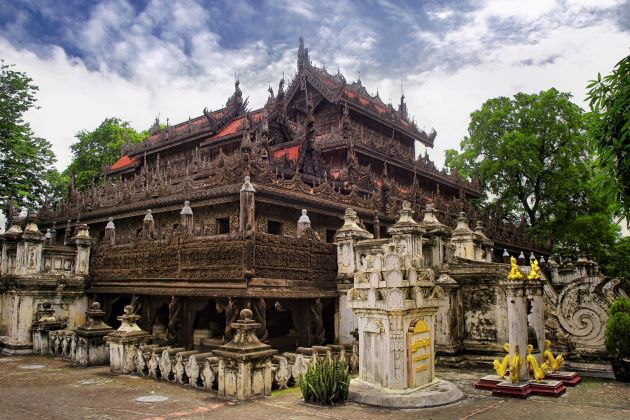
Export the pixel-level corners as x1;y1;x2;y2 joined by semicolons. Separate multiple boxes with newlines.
299;355;350;405
605;297;630;360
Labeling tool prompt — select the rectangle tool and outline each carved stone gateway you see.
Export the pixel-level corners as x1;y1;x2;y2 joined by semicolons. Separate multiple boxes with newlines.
346;202;463;408
214;309;277;400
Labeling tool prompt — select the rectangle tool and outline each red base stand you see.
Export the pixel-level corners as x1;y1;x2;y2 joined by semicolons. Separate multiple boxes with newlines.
545;371;581;386
475;377;567;398
474;375;504;391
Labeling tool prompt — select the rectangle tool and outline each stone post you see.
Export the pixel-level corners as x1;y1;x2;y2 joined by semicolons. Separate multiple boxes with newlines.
214;309;277;400
296;209;311;238
451;212;475;260
334;208;372;346
503;281;528;380
180;201;194;235
63;220;72;245
474;221;494;262
2;216;23;276
32;302;66;355
106;305;150;374
19;212;45;275
419;202;451;270
72;224;92;276
434;272;462;355
74;302;114;366
104;217;116;245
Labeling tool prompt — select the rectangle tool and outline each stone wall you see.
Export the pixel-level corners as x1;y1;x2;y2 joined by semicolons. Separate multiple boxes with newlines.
0;216;91;354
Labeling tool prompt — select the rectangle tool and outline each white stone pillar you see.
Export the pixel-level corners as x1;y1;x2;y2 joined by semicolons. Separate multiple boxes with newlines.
72;224;92;276
504;281;528;380
527;285;546;363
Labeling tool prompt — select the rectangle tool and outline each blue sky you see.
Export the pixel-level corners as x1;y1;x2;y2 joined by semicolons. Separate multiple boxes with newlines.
1;0;629;171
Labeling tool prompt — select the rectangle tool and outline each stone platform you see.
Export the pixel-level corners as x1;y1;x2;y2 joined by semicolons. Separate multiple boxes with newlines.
349;378;463;408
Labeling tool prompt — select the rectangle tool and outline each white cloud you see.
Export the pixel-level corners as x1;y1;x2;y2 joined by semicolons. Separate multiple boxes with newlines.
400;22;630;168
0;0;628;178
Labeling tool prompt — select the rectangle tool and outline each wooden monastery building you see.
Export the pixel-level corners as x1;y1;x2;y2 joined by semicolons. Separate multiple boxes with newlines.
29;38;551;353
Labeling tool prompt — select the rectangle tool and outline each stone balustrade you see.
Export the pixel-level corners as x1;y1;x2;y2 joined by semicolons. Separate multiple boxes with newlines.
127;341;358;395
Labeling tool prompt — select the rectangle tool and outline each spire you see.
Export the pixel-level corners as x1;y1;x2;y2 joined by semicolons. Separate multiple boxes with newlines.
297;36;309;72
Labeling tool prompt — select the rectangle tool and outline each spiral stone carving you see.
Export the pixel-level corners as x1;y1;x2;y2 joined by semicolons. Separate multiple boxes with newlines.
556;277;618;352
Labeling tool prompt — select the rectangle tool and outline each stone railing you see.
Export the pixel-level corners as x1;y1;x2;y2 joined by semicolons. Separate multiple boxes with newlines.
130;342;358;392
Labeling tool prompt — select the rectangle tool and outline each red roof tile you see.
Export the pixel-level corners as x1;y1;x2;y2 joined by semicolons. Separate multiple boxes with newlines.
208;112;263;141
209;117;244;140
111;155;137;170
273;145;300;161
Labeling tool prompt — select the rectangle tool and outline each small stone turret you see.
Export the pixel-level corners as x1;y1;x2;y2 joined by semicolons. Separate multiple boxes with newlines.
214;308;277;400
143;210;155;239
32;302;66;355
451;212;475;260
107;305;150;374
180;201;193;235
72;224;91;276
419;202;452;270
296;209;311;238
104;217;116;245
74;302;113;366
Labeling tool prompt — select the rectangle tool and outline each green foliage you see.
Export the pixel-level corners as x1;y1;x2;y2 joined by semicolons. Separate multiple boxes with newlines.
445;88;590;227
299;355;349;405
0;60;62;211
445;88;620;256
65;117;144;191
605;297;630;359
602;237;630;281
586;55;630;224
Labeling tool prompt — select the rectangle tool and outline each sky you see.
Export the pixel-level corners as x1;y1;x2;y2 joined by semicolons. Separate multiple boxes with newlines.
1;0;629;173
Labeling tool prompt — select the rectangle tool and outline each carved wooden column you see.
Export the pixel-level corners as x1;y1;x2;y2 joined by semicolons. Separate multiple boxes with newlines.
240;176;255;280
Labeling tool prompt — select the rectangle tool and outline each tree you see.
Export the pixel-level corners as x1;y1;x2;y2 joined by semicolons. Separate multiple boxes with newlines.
602;237;630;281
0;60;61;211
586;55;630;224
65;117;144;191
445;88;618;254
